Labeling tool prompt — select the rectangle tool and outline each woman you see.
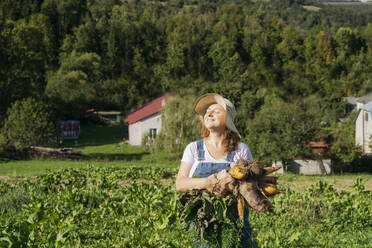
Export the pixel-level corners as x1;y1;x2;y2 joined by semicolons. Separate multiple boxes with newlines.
176;93;259;247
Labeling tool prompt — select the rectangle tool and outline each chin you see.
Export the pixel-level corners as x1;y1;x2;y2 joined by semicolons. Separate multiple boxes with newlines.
206;126;224;132
204;124;215;129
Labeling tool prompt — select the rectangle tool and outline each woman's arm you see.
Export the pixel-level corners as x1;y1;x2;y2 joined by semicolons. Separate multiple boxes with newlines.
175;161;217;192
175;161;236;195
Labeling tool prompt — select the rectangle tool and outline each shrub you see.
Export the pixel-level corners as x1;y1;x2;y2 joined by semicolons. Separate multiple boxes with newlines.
244;97;314;164
324;111;362;172
1;98;57;152
145;94;200;157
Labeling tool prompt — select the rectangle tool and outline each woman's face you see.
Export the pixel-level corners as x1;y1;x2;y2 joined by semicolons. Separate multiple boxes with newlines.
203;103;226;131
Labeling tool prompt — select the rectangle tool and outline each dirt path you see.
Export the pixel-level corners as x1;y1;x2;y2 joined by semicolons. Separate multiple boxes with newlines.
0;176;30;183
1;176;371;192
280;178;372;192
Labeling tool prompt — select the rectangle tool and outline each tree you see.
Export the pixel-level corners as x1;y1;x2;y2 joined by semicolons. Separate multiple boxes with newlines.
41;0;88;43
146;94;200;157
1;98;57;151
335;27;364;57
98;77;140;110
0;0;43;20
364;23;372;50
324;111;362;172
235;90;264;132
45;52;101;119
208;36;245;82
0;18;51;122
244;97;314;164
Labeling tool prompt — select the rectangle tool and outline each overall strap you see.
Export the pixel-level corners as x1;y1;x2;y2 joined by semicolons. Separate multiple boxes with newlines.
196;139;205;161
226;150;235;162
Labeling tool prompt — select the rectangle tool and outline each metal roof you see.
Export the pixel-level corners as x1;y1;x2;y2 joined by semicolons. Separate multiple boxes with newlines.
124;94;172;124
356;93;372;104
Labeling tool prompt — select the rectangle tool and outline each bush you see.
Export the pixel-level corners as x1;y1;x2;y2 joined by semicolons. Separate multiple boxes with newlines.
244;97;314;164
144;94;200;158
324;111;362;172
0;98;57;152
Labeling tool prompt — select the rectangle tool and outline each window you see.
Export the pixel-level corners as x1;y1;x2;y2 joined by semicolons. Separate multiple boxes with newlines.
149;128;157;139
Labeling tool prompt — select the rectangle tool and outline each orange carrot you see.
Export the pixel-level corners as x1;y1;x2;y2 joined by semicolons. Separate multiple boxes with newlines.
237;197;244;221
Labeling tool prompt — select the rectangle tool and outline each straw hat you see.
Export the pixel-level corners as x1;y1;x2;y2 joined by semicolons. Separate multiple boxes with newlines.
193;93;240;137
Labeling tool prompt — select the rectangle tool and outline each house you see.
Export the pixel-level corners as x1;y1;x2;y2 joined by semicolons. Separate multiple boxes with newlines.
354;95;372;154
344;93;372;113
124;94;172;146
344;93;372;154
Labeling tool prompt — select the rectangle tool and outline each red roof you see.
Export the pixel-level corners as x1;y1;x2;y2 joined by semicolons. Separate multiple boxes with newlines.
124;94;172;124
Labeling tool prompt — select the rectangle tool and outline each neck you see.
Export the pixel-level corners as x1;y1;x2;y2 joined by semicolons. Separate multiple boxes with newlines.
205;130;225;147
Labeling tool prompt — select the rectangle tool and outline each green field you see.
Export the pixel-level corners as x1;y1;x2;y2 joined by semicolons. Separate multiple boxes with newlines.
1;124;372;247
1;166;371;247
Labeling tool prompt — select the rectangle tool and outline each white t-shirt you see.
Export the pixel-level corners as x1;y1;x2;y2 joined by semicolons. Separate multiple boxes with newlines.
181;140;254;178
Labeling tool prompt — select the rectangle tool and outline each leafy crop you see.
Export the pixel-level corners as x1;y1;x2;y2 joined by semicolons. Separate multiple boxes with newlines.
1;167;372;247
180;190;244;248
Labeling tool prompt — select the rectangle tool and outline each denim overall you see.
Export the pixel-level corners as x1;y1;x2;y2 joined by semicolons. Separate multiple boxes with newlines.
192;139;258;248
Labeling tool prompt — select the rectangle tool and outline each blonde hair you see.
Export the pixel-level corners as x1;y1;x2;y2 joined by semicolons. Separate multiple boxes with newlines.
200;121;240;152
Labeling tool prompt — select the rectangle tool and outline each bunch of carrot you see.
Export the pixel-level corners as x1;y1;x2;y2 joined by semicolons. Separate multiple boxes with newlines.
179;160;282;246
229;160;282;220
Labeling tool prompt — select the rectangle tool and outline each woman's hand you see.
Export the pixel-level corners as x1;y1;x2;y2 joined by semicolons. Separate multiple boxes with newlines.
206;170;236;196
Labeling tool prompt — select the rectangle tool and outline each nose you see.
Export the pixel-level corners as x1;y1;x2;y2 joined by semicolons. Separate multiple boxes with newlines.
207;111;214;117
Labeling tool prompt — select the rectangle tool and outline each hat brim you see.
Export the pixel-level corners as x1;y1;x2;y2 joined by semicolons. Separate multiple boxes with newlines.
193;93;226;117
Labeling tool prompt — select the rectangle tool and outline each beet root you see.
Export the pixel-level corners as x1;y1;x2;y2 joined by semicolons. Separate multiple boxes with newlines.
238;181;273;213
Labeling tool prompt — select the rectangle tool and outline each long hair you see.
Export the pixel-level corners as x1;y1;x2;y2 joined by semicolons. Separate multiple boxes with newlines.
200;121;240;152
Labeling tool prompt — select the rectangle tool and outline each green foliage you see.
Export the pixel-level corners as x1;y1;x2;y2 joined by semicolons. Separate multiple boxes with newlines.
146;94;200;157
98;77;140;110
0;18;52;120
324;111;362;168
45;52;101;119
180;190;244;248
334;27;364;56
303;94;345;129
0;167;192;247
0;98;57;150
2;0;372;163
1;167;372;247
252;180;372;247
244;97;314;164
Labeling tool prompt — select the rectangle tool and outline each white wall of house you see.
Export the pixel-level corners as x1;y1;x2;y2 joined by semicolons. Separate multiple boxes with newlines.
356;109;372;154
128;122;142;146
128;112;162;146
356;102;365;110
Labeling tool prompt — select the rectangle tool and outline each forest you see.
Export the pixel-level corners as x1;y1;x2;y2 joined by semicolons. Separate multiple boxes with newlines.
1;0;372;168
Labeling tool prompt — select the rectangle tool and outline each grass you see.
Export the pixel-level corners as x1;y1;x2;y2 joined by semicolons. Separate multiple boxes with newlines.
0;122;179;177
0;160;179;177
276;172;372;192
